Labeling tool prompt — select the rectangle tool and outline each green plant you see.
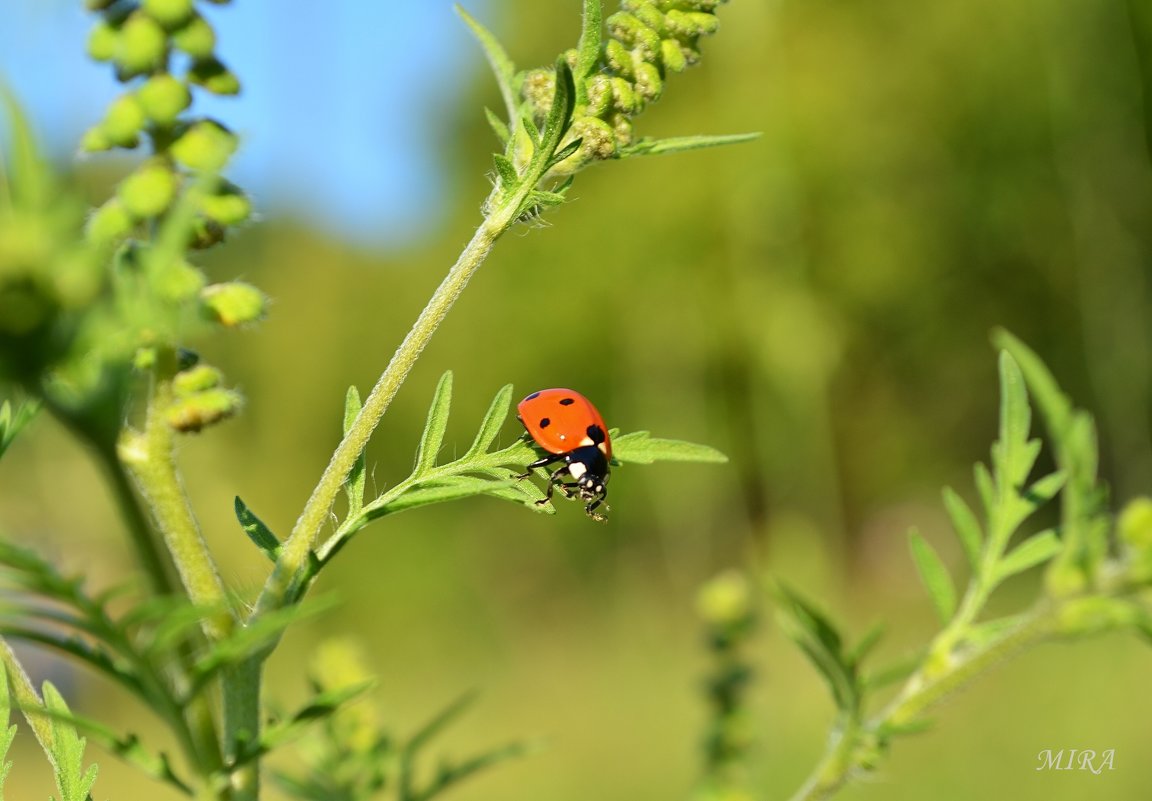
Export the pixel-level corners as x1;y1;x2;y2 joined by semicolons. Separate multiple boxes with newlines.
0;1;745;799
769;335;1152;801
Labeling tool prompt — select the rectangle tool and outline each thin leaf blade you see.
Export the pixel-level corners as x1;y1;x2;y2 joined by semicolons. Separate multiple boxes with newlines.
466;384;513;458
617;132;762;159
235;496;281;561
611;430;728;465
993;531;1063;585
908;529;957;623
414;371;453;476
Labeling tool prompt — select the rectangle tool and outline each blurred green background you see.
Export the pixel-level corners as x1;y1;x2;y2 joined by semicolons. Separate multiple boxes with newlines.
2;0;1152;799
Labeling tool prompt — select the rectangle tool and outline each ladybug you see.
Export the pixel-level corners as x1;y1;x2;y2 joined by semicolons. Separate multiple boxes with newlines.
517;388;612;520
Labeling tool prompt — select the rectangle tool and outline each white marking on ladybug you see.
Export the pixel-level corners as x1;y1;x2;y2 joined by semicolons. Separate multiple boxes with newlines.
568;461;588;480
579;436;594;447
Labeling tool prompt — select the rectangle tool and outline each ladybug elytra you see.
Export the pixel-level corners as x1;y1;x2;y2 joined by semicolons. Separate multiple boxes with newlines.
517;388;612;520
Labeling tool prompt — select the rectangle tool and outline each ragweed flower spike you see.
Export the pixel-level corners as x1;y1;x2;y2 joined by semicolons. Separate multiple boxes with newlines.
457;0;758;224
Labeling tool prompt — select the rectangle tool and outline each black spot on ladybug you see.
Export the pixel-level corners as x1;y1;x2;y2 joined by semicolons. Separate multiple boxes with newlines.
559;397;575;406
586;424;605;443
524;391;541;401
539;417;551;428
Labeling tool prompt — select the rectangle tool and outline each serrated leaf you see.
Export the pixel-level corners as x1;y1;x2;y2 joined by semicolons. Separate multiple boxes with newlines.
0;660;15;795
993;530;1062;585
546;137;583;170
42;681;98;801
455;5;518;124
520;59;575;195
252;679;377;763
492;153;519;189
414;372;453;476
617;132;762;159
995;352;1034;493
235;496;280;561
908;529;957;623
1023;471;1066;507
611;430;728;465
466;384;512;458
343;386;366;517
942;487;983;571
484;107;510;145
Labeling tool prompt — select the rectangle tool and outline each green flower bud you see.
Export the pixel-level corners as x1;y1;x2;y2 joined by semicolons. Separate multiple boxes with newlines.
664;9;721;37
166;387;242;432
86;199;136;244
661;38;688;72
611;113;634;146
563;48;580;72
116;12;167;75
1056;596;1138;637
172;14;216;59
521;68;555;119
630;2;666;34
609;77;639;114
142;0;195;30
102;93;147;148
156;258;207;301
80;125;114;153
173;364;222;396
171;119;238;172
607;12;661;62
585;75;613;117
200;281;267;326
137;74;192;125
117;161;178;219
199;182;252;226
1045;558;1089;598
605;39;635;78
696;570;755;628
188;216;226;249
662;0;726;13
633;61;664;103
189;57;241;95
87;21;119;61
570;116;617;161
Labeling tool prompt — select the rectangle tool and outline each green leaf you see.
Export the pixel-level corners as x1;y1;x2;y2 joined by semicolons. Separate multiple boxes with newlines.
963;614;1027;649
408;740;535;801
993;352;1037;500
235;496;281;561
1023;470;1066;507
942;487;983;571
973;462;996;521
367;477;516;520
465;384;513;458
846;621;886;668
484;107;510;146
0;85;52;208
611;430;728;465
455;5;519;125
0;661;15;795
0;399;39;461
343;386;366;517
773;584;857;713
993;530;1062;585
492;153;519;189
545;137;583;170
519;58;575;202
908;529;957;623
414;371;453;476
617;132;762;159
252;679;377;764
41;681;99;801
575;0;603;90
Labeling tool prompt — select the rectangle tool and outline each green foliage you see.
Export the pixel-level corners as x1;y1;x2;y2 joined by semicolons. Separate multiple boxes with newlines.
776;343;1152;801
0;398;38;461
41;682;99;801
0;662;15;797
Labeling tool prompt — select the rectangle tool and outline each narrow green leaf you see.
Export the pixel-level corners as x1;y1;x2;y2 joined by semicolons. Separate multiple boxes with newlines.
611;430;728;465
0;660;15;795
875;717;934;740
414;371;453;476
992;332;1074;440
343;386;366;517
545;137;583;170
235;496;281;561
575;0;603;86
367;477;516;520
466;384;513;458
492;153;519;189
846;621;885;668
617;132;762;159
773;584;857;713
993;530;1062;585
0;399;39;460
863;653;922;691
521;58;575;191
963;614;1027;649
484;107;510;145
908;529;957;623
994;352;1035;497
973;462;995;521
410;740;535;801
455;5;519;124
1023;470;1066;507
942;487;983;571
0;85;52;208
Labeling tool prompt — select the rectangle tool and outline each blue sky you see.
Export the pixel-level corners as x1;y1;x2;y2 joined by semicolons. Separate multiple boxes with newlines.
0;1;493;246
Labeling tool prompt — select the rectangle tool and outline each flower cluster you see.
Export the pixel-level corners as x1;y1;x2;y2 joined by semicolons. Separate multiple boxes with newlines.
523;0;730;172
77;0;262;432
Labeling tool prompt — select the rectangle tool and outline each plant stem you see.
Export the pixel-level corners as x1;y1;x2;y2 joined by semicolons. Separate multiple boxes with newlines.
222;658;261;801
785;606;1055;801
260;185;521;610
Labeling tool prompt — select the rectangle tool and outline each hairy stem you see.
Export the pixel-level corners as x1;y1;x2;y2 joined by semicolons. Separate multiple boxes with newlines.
260;184;524;612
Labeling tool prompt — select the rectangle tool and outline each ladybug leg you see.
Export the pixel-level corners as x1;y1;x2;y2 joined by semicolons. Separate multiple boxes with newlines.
584;487;609;521
536;464;574;507
517;454;558;480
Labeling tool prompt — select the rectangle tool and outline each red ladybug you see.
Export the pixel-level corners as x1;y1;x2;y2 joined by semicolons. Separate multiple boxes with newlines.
517;388;612;520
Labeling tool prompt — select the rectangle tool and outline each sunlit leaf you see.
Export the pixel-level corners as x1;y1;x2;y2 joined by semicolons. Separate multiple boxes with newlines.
993;531;1062;585
414;371;453;476
455;5;519;124
617;132;761;159
235;496;280;561
611;430;728;465
908;529;957;623
942;487;983;571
